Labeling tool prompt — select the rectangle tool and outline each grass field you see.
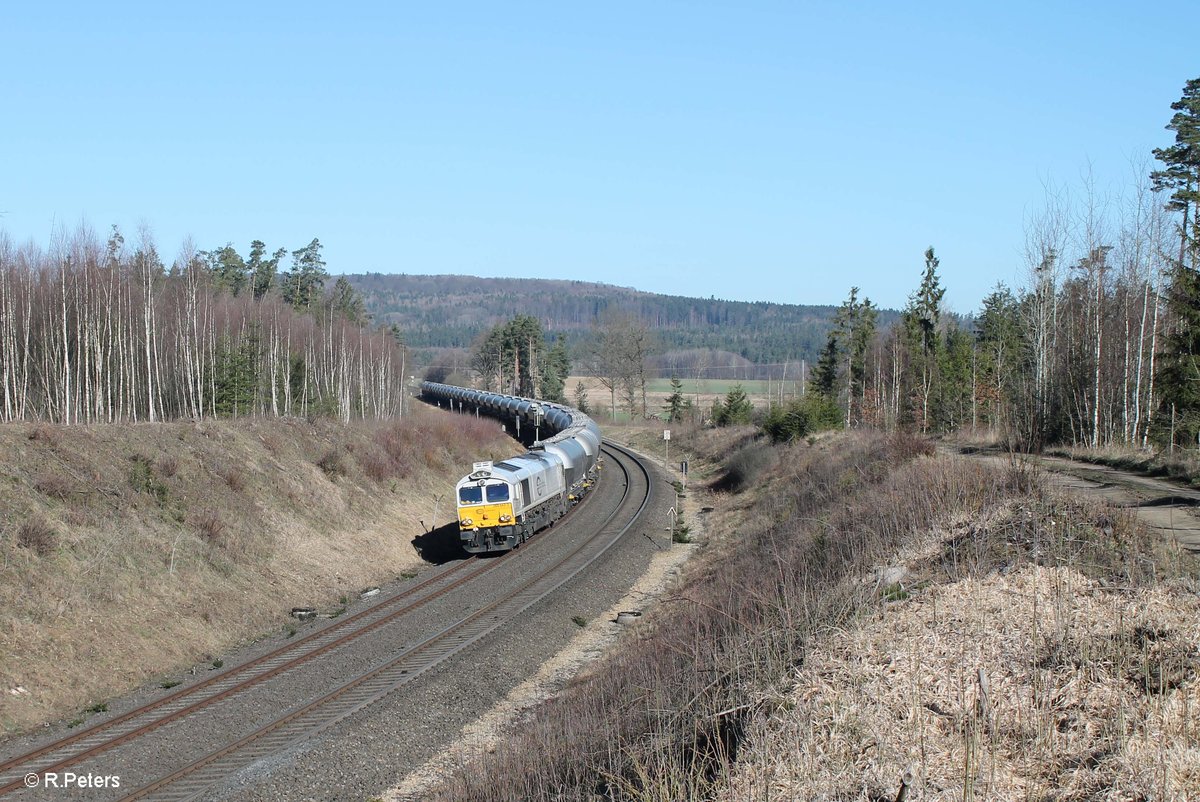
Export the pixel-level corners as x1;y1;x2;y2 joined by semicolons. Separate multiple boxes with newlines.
568;375;803;422
642;378;803;396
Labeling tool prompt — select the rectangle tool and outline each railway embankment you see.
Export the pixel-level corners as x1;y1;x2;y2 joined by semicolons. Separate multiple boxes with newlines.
0;407;518;735
416;426;1199;801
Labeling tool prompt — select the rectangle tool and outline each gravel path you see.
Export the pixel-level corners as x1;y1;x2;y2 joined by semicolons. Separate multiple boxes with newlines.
953;446;1200;552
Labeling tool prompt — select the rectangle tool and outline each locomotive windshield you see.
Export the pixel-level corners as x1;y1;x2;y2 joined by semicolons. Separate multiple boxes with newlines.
458;486;483;504
486;484;510;502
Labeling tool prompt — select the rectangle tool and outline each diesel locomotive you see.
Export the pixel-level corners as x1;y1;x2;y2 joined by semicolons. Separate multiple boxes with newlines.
421;382;601;554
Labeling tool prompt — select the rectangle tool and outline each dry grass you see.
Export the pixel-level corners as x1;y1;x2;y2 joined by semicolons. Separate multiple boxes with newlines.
32;473;74;501
425;432;1027;801
0;404;521;734
725;550;1199;799
1047;443;1200;488
16;516;57;557
421;426;1197;801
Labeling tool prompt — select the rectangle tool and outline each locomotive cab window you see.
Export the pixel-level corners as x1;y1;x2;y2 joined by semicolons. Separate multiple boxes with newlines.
486;484;510;503
458;486;483;504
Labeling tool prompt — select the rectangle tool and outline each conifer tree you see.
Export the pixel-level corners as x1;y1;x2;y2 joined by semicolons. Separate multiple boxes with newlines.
716;383;753;425
1152;78;1200;448
332;276;367;323
282;238;328;311
663;376;686;422
812;334;839;398
903;247;945;431
540;339;570;402
1151;77;1200;270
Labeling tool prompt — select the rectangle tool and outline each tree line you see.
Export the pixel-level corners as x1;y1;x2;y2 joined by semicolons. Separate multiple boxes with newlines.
0;226;407;424
346;272;875;366
758;77;1200;451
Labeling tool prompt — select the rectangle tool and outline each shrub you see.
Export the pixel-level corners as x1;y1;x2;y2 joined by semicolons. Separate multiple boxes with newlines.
33;473;73;500
714;440;774;493
191;510;226;546
762;402;810;444
17;516;57;556
27;425;60;446
219;466;246;492
157;455;180;478
316;450;346;479
129;455;169;505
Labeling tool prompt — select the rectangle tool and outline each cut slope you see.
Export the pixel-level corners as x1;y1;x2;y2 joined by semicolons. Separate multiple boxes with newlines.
0;407;518;734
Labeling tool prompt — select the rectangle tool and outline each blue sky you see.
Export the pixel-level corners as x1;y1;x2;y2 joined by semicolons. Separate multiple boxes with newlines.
1;1;1194;312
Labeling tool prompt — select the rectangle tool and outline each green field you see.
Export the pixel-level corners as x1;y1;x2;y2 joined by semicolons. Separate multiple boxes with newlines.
643;378;803;396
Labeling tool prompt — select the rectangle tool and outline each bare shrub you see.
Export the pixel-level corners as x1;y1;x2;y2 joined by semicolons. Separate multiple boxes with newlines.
33;473;73;500
157;455;179;478
219;466;246;492
191;510;226;546
27;425;60;446
357;449;393;482
316;450;346;479
17;516;57;556
712;439;773;493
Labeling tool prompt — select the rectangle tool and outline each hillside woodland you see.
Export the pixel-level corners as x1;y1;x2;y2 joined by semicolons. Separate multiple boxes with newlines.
345;272;869;371
0;230;407;425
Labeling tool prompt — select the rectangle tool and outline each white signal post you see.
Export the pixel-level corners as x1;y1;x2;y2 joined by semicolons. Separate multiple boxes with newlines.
663;429;670;469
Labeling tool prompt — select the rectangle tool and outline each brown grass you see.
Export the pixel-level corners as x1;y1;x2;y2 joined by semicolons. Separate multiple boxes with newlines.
33;473;74;501
218;466;246;493
315;449;347;479
725;500;1199;800
190;510;226;547
421;426;1196;801
16;516;57;557
425;432;1019;801
156;454;179;478
0;404;521;734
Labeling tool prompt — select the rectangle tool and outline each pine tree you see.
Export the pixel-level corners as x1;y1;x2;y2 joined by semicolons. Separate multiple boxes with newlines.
1152;78;1200;448
903;247;946;431
1156;257;1200;447
975;284;1024;428
473;315;548;397
1151;78;1200;270
282;238;329;311
812;334;839;398
573;380;590;414
663;376;686;422
332;276;367;323
248;240;286;301
540;339;570;402
207;243;247;296
716;383;753;425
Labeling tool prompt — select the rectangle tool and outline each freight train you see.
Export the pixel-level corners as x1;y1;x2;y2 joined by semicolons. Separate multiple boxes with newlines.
420;382;602;554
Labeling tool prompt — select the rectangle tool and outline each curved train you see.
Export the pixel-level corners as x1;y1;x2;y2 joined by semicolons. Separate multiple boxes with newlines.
420;382;602;554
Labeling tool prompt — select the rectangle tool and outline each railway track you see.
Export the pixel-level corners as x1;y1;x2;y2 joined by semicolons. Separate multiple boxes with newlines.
2;441;653;801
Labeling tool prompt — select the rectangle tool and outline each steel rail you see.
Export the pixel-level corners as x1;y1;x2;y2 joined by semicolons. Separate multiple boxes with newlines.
0;454;611;797
118;442;651;802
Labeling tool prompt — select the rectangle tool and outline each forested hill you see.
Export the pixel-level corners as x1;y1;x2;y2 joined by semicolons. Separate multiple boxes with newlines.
345;273;898;366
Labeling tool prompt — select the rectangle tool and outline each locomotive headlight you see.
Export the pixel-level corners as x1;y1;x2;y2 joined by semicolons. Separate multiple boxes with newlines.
499;514;512;523
459;518;473;527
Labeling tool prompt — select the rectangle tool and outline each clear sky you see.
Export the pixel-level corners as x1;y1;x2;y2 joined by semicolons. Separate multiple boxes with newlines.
1;1;1194;312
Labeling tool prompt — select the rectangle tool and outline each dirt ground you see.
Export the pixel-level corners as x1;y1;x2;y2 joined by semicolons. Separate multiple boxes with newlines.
954;446;1200;553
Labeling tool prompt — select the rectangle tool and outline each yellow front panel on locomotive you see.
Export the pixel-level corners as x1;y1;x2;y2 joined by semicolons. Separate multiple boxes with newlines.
458;502;514;530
